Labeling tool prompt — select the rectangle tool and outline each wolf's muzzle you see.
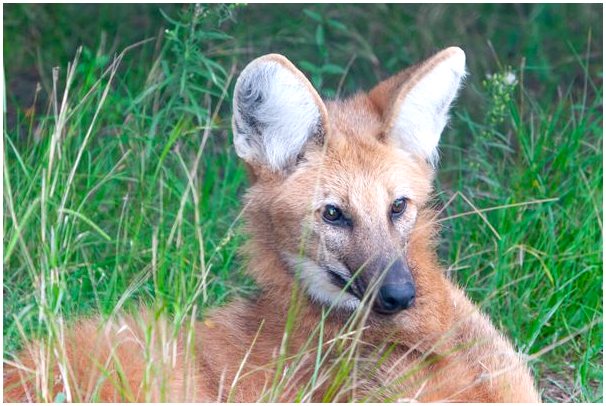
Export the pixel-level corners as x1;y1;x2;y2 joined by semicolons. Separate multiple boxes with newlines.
373;258;416;314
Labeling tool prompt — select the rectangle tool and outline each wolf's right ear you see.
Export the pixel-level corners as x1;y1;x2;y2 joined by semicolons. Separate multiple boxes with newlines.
232;54;328;172
370;47;466;166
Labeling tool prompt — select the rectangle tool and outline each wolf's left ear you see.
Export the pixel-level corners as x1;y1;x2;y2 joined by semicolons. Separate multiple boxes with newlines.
370;47;467;165
232;54;328;172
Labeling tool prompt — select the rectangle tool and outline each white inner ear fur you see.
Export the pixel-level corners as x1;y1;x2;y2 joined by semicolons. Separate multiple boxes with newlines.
233;56;325;171
390;48;467;165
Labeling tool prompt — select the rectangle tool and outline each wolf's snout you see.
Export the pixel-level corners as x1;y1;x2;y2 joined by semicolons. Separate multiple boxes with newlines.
371;258;416;314
377;282;416;314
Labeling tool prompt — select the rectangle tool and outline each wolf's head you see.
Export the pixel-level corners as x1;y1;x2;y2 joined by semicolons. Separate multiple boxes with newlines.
233;48;466;316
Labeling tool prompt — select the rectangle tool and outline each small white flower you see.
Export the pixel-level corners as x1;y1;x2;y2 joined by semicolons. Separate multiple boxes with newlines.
504;71;517;86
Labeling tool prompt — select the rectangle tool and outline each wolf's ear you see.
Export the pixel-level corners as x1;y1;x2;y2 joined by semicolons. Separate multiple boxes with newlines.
370;47;466;165
232;54;328;172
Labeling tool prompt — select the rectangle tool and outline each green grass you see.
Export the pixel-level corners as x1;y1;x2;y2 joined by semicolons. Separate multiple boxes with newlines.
3;3;602;402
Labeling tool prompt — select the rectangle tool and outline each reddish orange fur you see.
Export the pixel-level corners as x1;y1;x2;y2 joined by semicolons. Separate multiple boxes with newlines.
4;49;540;402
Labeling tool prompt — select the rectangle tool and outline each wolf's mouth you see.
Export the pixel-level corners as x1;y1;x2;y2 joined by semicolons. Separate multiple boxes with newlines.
325;261;418;315
324;265;363;300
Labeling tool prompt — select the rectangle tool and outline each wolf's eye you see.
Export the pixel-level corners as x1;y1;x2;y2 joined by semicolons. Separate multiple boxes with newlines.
323;205;343;223
391;198;407;216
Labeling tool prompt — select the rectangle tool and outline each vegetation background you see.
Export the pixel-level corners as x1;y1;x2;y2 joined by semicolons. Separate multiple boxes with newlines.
3;3;603;402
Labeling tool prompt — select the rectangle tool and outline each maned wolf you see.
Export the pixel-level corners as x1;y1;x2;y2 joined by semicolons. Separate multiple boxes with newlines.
4;47;540;402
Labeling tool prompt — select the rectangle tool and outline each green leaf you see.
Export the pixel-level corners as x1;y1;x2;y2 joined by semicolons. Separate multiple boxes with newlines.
311;73;323;89
299;60;319;74
3;197;40;264
59;209;112;242
315;25;325;48
321;63;346;75
303;8;322;23
327;18;348;32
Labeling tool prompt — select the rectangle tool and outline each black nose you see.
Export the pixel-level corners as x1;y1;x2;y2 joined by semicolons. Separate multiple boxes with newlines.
376;282;416;314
